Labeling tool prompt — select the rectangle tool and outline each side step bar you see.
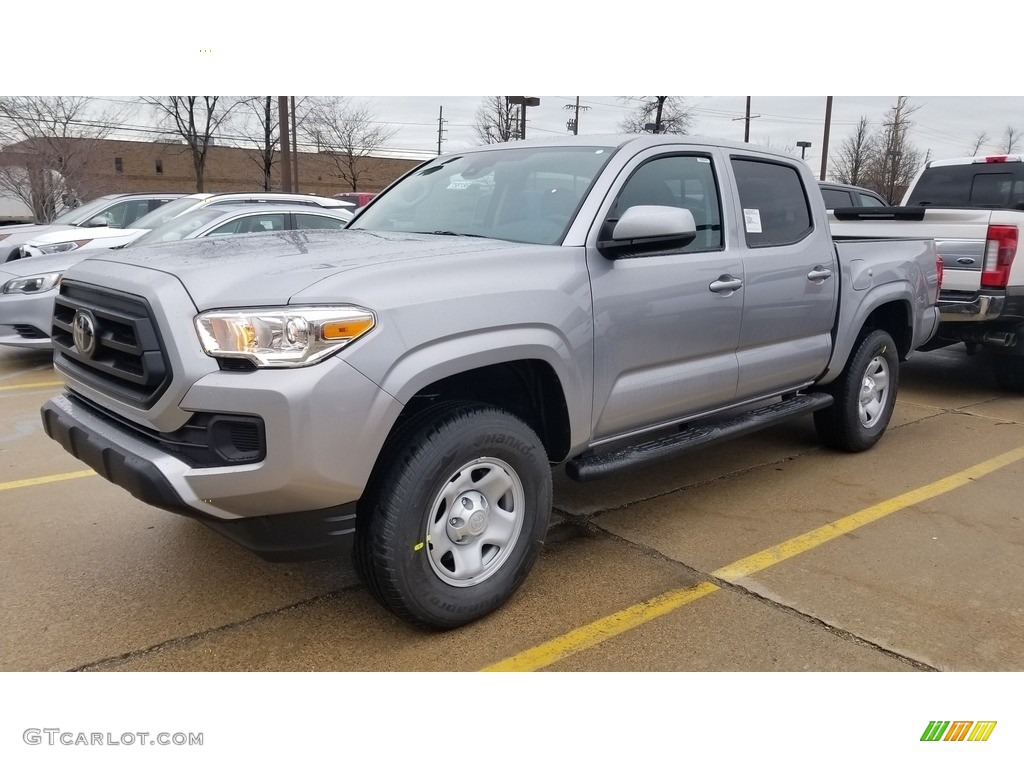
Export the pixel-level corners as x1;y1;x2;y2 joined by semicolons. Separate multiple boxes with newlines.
565;392;834;482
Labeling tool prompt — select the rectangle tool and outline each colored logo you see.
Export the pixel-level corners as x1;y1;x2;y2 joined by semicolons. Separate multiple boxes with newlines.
921;721;997;742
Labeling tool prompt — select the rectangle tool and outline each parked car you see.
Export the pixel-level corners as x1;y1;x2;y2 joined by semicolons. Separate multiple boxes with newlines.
40;134;940;629
0;204;352;350
332;192;377;209
818;181;887;209
0;193;185;263
12;192;354;258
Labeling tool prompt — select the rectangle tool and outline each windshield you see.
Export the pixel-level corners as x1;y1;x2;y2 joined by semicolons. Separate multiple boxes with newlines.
130;207;227;246
350;145;616;245
50;196;116;226
907;164;1024;209
128;197;201;231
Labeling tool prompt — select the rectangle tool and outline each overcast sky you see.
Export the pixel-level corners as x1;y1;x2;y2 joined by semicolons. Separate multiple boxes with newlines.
342;96;1024;171
10;3;1024;178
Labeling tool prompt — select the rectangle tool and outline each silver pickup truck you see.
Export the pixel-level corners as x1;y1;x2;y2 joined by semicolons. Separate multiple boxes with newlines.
40;135;940;629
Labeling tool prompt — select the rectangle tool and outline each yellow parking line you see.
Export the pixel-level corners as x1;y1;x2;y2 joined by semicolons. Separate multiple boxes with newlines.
483;444;1024;672
0;381;62;392
0;470;95;492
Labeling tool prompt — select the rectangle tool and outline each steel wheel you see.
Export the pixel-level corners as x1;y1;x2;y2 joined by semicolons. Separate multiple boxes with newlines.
355;402;552;629
814;329;899;452
858;354;891;428
426;458;525;587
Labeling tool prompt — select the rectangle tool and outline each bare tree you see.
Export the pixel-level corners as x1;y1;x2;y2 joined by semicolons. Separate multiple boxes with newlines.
620;96;693;135
969;131;990;156
235;97;279;191
144;97;240;192
304;98;398;192
234;97;317;191
1002;126;1021;154
864;97;923;204
831;117;876;186
0;96;125;221
473;96;520;144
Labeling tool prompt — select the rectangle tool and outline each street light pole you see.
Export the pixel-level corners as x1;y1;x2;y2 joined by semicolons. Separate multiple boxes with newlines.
797;140;812;160
506;97;540;139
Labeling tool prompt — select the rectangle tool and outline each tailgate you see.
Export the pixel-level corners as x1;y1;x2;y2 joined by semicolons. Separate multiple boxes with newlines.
829;207;992;295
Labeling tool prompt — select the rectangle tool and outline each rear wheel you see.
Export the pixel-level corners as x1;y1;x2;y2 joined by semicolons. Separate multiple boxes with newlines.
814;329;899;452
355;403;552;629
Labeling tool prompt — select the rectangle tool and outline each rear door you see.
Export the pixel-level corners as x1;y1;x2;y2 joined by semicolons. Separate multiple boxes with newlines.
730;156;837;399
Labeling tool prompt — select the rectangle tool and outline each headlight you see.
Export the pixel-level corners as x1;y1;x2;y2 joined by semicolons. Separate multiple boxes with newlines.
2;272;63;294
38;239;92;255
195;306;376;368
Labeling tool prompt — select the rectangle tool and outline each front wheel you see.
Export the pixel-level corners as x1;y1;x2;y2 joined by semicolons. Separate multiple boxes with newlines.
355;403;552;629
814;329;899;452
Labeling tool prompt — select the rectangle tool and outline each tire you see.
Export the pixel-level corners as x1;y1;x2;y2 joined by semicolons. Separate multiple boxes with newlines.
814;329;899;452
355;402;552;629
992;354;1024;394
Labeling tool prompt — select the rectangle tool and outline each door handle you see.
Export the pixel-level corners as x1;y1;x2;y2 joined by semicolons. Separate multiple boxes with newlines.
709;275;743;294
807;266;832;282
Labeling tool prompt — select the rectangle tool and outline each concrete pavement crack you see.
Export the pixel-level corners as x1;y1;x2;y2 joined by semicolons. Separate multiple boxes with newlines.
68;586;365;672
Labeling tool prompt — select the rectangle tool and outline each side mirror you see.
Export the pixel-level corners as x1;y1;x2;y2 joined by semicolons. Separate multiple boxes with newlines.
85;215;110;228
598;205;697;258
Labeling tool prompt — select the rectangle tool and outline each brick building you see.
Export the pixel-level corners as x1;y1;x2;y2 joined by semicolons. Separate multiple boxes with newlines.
1;137;421;201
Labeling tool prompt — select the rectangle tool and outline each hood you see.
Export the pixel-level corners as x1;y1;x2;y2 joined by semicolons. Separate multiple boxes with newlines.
0;224;80;251
0;249;87;279
79;229;532;309
0;222;47;234
26;226;145;247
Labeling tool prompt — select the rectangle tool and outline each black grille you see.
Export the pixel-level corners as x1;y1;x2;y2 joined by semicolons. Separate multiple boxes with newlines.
52;281;171;407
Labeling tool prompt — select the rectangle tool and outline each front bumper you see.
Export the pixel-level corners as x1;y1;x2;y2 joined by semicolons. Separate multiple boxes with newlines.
41;392;359;561
0;285;57;349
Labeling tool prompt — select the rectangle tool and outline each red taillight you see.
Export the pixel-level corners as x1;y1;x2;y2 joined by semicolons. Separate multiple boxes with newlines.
981;225;1017;288
984;156;1009;163
936;255;943;289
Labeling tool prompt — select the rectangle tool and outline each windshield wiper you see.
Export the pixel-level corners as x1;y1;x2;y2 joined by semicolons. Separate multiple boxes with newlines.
414;230;486;238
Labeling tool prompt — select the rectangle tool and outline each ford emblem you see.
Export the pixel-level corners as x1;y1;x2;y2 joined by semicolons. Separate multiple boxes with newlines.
956;257;976;266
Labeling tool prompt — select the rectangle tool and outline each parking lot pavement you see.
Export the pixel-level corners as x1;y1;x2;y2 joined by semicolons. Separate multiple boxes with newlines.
1;345;1021;671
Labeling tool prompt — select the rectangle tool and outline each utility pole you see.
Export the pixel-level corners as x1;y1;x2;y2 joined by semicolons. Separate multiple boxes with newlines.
654;96;666;134
563;97;590;135
437;106;447;154
820;96;833;181
290;95;299;192
278;96;292;193
732;97;760;142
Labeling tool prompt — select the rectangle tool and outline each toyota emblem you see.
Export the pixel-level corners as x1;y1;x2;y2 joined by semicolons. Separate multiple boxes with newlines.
72;310;98;358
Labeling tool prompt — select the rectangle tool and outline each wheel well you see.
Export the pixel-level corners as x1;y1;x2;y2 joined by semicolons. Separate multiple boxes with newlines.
394;360;571;461
861;302;912;360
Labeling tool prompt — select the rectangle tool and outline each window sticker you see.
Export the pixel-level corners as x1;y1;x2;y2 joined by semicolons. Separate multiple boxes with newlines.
744;208;762;233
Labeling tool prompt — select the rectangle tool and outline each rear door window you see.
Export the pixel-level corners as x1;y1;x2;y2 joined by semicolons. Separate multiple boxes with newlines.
732;158;812;247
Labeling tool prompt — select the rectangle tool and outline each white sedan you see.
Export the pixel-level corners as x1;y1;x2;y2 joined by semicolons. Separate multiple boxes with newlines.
0;204;353;350
12;192;353;258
